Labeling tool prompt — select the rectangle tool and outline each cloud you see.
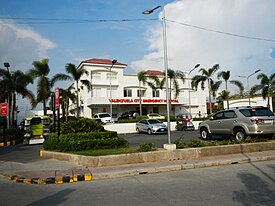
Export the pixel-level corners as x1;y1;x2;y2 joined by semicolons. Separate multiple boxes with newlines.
0;20;55;71
131;0;275;81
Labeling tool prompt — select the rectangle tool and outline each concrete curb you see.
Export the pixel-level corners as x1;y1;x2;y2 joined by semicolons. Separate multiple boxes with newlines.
5;168;92;185
6;174;92;185
91;152;275;180
40;141;275;168
0;140;17;147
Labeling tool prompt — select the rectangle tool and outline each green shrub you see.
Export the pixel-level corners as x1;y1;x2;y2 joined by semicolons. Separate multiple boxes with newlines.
138;142;156;152
43;134;60;150
61;118;104;134
207;140;219;146
220;139;233;145
188;140;206;147
43;131;128;151
174;138;187;149
118;116;148;123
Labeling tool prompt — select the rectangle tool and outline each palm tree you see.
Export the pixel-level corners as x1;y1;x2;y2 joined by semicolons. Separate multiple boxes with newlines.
159;69;186;115
60;86;76;121
137;71;160;115
0;69;35;127
160;69;186;99
216;90;229;111
28;58;70;115
250;73;275;108
217;70;244;109
191;64;220;115
65;63;91;117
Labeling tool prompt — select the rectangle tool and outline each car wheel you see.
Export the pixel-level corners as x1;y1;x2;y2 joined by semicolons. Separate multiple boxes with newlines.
200;128;210;140
147;129;152;135
136;128;140;133
234;128;246;141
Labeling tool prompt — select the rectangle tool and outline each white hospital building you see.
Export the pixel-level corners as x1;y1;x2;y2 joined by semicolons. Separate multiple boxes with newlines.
70;58;207;120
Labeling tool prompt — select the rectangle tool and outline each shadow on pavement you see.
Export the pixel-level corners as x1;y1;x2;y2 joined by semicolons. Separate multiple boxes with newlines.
25;189;75;206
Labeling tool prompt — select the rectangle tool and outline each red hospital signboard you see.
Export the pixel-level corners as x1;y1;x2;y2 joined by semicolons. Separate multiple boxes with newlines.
55;88;60;109
0;102;8;116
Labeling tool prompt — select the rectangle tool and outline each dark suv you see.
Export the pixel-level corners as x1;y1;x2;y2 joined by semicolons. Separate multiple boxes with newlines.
118;111;139;120
199;106;275;141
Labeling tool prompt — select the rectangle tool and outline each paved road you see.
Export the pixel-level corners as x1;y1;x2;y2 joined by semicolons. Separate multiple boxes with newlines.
1;160;274;206
119;130;202;147
0;131;199;163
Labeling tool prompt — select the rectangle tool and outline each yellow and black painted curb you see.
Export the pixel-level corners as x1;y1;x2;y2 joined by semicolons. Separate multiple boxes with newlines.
6;173;92;185
0;140;17;147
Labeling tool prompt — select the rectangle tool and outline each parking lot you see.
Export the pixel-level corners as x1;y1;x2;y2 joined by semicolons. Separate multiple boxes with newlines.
119;130;202;148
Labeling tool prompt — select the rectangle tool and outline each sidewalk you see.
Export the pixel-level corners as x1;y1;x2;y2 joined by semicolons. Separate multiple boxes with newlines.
3;150;275;184
90;150;275;179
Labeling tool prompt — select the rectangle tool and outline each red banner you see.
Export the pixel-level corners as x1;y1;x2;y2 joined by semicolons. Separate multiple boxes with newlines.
55;88;60;109
0;102;8;116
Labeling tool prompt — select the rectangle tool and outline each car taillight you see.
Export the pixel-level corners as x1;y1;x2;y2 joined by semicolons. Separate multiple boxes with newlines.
250;119;262;124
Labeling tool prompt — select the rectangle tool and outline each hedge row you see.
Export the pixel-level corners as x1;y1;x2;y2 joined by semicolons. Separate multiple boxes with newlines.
43;131;128;152
0;128;24;143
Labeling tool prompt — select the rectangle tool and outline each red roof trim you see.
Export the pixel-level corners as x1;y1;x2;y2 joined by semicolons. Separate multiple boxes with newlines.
81;58;127;66
146;70;165;76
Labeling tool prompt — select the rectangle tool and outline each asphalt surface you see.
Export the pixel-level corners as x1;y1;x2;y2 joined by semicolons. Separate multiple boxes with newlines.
1;139;275;184
1;160;275;206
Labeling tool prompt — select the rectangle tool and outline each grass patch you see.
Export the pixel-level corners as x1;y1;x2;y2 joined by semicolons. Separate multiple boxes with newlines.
71;147;136;156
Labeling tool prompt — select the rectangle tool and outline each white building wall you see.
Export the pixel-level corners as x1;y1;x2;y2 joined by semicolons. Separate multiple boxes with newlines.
72;59;208;119
224;96;273;110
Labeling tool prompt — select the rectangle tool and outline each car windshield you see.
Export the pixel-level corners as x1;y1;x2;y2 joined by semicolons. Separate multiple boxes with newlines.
239;108;274;117
149;114;158;116
148;119;161;124
99;114;111;118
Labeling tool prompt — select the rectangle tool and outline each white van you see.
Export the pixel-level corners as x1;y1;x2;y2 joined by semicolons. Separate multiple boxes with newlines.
93;113;113;124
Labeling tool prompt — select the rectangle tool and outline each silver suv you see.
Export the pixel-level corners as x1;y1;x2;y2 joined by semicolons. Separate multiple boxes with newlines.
199;106;275;141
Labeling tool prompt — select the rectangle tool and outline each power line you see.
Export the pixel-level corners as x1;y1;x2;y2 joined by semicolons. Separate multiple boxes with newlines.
166;19;275;43
0;17;158;24
1;16;274;42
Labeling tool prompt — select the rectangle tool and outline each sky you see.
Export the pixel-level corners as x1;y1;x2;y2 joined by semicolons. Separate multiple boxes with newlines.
1;0;275;114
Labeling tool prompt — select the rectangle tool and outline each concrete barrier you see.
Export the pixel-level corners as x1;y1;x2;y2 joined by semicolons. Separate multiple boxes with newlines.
103;121;201;134
40;141;275;168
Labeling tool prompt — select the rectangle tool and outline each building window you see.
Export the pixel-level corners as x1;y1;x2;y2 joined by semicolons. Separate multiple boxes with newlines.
152;90;160;97
91;72;101;79
107;88;117;97
107;72;117;80
92;88;101;97
137;90;145;97
124;89;132;97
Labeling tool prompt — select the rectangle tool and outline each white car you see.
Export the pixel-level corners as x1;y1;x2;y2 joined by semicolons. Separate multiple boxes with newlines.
136;119;167;135
93;113;113;124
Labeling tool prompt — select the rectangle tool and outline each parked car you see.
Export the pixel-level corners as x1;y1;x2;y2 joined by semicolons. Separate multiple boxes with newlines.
93;113;113;124
118;111;139;120
198;106;275;141
175;119;195;131
136;119;167;135
147;113;165;120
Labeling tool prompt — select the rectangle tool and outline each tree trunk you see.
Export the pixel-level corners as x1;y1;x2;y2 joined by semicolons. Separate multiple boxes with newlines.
226;81;229;109
10;93;15;127
76;81;79;118
208;80;212;115
139;82;142;116
43;99;47;116
267;88;271;108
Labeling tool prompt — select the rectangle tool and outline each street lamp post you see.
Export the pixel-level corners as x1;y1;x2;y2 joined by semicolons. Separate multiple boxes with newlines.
109;59;117;123
143;5;172;144
188;64;200;118
237;69;261;106
3;62;10;128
